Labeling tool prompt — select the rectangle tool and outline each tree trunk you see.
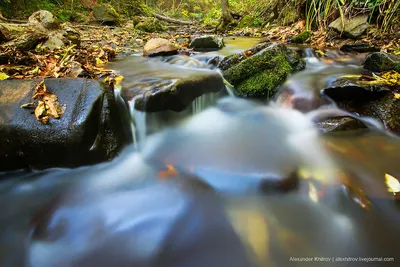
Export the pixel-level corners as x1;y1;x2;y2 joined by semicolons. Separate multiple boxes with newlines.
216;0;234;32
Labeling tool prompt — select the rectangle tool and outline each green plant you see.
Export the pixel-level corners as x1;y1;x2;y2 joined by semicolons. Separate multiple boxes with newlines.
305;0;346;31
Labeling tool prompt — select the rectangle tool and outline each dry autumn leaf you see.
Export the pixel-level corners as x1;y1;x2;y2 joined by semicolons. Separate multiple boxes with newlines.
21;80;65;124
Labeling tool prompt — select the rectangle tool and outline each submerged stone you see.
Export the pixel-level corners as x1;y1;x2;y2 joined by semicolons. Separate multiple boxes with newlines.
364;52;400;72
0;78;129;171
143;38;178;57
317;117;368;133
222;43;305;98
329;14;369;39
189;36;224;51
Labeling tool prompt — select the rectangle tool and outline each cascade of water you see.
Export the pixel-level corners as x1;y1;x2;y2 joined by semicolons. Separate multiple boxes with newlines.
191;93;219;115
130;100;147;150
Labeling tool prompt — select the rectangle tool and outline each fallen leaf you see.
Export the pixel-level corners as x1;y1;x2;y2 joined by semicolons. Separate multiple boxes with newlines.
0;72;9;80
34;100;48;124
20;102;36;108
95;57;105;66
315;49;327;57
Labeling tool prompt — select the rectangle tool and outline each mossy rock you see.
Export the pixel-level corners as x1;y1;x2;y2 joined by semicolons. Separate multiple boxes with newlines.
222;43;305;98
135;17;163;33
290;31;312;44
93;3;121;26
364;52;400;72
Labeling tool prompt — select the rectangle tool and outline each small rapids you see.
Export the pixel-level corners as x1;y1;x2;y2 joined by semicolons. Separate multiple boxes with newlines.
1;39;400;267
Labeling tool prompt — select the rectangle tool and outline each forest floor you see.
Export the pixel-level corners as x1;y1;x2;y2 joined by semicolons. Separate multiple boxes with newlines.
1;19;400;84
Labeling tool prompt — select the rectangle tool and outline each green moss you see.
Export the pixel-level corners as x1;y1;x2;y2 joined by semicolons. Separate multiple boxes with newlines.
222;44;304;98
135;18;163;32
224;48;281;85
238;15;264;28
235;56;292;97
290;31;312;44
281;9;298;26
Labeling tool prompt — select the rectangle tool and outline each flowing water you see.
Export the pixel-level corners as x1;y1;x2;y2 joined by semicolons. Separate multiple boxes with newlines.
1;39;400;267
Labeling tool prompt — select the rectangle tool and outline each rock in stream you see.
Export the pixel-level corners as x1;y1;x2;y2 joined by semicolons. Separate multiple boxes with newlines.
0;78;129;171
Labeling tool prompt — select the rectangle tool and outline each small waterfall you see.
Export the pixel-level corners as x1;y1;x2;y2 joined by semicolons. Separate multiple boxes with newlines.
192;93;219;114
130;100;147;150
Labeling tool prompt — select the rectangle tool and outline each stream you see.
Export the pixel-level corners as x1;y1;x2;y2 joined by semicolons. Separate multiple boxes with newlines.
0;37;399;266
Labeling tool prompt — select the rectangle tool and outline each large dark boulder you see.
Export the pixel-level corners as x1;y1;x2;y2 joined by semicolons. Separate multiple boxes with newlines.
221;43;305;98
108;56;225;112
0;78;129;171
364;52;400;72
189;36;224;51
131;69;224;112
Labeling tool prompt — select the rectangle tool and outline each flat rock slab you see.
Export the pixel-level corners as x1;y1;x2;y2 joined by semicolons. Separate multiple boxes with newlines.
329;14;369;39
0;78;128;172
108;56;225;112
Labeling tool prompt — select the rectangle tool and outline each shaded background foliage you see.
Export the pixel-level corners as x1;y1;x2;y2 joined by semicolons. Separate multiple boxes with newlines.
0;0;399;34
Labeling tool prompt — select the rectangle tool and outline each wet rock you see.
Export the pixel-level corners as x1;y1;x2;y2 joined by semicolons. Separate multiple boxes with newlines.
322;78;400;134
364;52;400;72
93;3;121;26
329;14;369;39
289;31;312;44
189;36;224;51
340;43;380;53
134;17;163;33
28;10;60;31
324;77;391;96
222;43;305;98
0;78;129;171
132;69;224;112
143;38;178;57
218;42;269;71
317;117;367;133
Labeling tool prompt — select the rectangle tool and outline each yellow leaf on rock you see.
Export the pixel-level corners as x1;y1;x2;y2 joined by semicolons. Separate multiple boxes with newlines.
394;93;400;99
385;173;400;194
0;72;9;81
